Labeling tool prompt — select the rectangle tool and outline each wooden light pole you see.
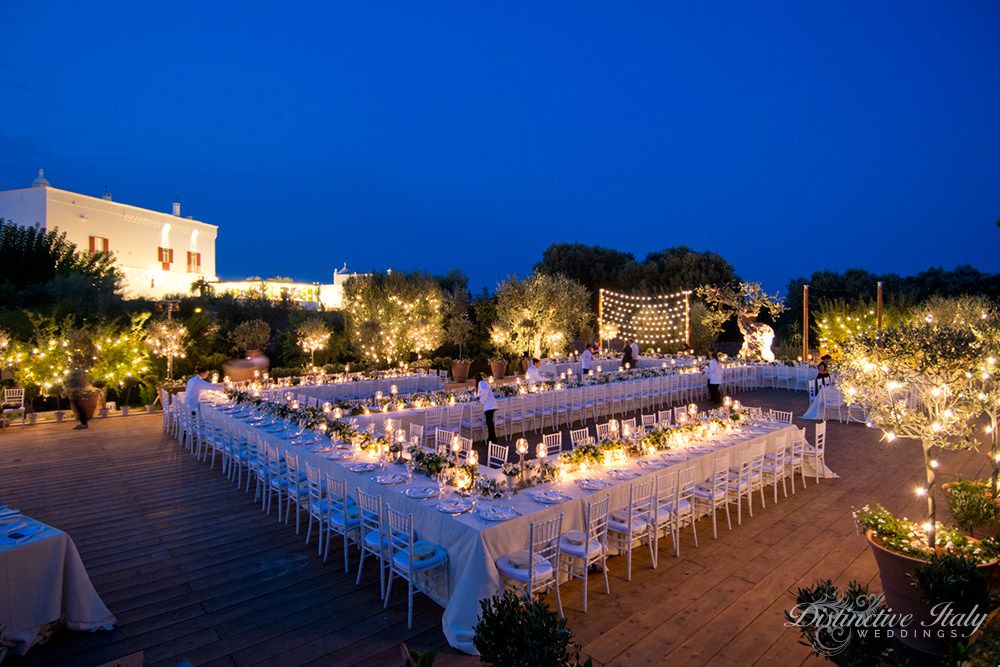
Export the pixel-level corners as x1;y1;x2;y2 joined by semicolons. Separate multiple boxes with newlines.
802;285;810;361
876;281;884;333
597;288;604;351
683;291;691;349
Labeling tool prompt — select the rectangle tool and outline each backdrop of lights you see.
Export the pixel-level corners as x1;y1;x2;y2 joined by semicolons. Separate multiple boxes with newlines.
598;288;691;348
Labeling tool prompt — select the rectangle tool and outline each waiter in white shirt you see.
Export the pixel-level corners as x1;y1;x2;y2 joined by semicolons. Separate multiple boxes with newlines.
581;344;594;373
524;358;542;385
184;367;224;412
705;352;723;405
630;340;640;362
477;372;498;443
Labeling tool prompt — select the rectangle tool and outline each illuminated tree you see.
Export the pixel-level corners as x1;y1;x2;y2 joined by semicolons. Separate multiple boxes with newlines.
90;314;151;388
147;319;189;380
815;297;913;360
697;282;786;360
839;320;982;548
12;317;73;396
491;273;590;358
296;318;330;366
919;296;1000;497
342;272;444;365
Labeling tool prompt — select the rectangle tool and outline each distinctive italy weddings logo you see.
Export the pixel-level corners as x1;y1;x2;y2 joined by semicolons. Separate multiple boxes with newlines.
785;590;988;656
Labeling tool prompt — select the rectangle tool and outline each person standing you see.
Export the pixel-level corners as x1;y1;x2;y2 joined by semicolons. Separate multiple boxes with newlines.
622;340;635;368
630;339;640;362
66;367;93;430
184;367;224;413
524;358;542;385
477;372;498;443
581;344;594;373
706;351;723;404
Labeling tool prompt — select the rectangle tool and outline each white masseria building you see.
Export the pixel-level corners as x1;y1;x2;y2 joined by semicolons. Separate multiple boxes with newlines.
0;169;355;307
0;169;218;298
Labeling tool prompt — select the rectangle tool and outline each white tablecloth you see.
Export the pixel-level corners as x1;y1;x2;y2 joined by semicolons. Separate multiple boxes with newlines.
0;515;115;660
267;375;444;403
803;386;867;423
206;408;835;654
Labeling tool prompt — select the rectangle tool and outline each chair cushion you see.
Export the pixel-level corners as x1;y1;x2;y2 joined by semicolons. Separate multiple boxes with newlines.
608;513;648;534
496;552;553;582
393;540;447;571
559;533;603;559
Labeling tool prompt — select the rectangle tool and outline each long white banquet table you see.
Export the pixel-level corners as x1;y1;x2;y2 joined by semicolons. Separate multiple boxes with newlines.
264;374;444;402
537;357;699;377
0;510;115;661
205;406;835;654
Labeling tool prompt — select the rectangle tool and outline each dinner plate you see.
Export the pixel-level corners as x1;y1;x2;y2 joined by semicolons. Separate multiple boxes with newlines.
530;490;572;504
608;469;640;480
479;505;518;521
576;478;610;491
375;473;406;485
403;486;439;499
436;499;472;514
347;463;377;473
637;459;667;469
324;451;353;461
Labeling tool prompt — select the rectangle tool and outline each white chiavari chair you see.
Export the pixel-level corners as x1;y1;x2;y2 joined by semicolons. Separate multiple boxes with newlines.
803;421;827;484
762;434;788;503
356;490;388;597
559;495;609;612
641;413;657;430
283;452;306;534
323;474;361;572
570;427;593;450
607;479;656;581
487;442;509;468
384;506;450;629
541;432;563;456
304;463;326;554
497;513;563;616
693;454;732;539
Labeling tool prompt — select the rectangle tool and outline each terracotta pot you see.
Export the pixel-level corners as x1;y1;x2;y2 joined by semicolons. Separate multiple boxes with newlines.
145;404;155;413
866;530;999;654
74;389;104;420
451;361;471;383
28;413;38;425
489;360;507;380
121;406;130;417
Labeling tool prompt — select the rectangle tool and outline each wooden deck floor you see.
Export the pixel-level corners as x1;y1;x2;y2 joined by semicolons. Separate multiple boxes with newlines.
1;389;989;667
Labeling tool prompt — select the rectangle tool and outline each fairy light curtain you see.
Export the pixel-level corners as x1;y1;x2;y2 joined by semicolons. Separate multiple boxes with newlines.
598;288;692;348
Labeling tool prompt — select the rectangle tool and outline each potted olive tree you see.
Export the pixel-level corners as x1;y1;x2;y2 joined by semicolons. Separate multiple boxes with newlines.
443;288;473;383
841;318;998;654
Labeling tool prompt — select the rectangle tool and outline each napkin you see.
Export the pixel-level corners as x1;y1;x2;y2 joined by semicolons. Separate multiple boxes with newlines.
412;542;436;560
509;549;532;569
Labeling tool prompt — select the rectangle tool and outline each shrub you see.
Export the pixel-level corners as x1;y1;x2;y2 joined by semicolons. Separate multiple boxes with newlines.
473;591;590;667
947;479;999;537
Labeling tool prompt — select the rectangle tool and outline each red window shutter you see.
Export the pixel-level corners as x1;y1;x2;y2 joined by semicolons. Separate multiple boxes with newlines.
157;247;164;262
102;238;109;252
89;236;96;253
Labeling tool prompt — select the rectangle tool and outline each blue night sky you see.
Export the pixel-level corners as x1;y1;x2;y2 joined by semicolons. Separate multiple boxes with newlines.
2;1;998;295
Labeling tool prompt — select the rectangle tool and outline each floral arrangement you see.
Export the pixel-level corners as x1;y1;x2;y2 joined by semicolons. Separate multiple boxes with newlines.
853;504;1000;565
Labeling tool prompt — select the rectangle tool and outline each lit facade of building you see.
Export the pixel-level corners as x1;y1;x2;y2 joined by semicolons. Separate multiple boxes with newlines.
210;269;356;310
0;170;218;298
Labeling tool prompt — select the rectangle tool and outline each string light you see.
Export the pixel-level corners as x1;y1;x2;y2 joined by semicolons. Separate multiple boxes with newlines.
599;288;692;347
